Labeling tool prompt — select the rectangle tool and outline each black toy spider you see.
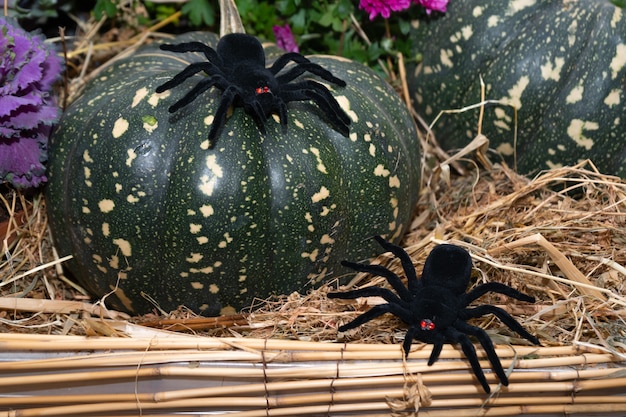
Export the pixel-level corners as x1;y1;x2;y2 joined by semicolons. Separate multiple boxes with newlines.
155;33;351;143
328;236;540;393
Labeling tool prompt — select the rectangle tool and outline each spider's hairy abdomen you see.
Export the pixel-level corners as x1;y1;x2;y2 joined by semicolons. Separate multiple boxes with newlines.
421;243;472;294
217;33;266;68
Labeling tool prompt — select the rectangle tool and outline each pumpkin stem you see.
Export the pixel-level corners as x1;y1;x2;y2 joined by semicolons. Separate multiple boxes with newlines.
219;0;245;37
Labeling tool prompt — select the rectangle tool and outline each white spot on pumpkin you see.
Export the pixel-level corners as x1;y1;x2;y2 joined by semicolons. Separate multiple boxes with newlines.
604;89;622;107
496;142;515;156
186;253;203;263
389;175;400;188
109;255;119;269
611;8;622;29
204;115;214;127
336;95;358;122
472;6;483;17
487;15;500;27
301;248;319;262
83;150;94;163
440;48;453;68
190;266;214;274
369;144;376;157
566;84;584;104
320;234;335;245
148;90;169;106
309;147;328;174
98;199;115;213
126;148;137;167
546;160;564;170
209;284;220;294
190;223;202;234
610;44;626;79
294;119;305;129
131;87;149;108
200;139;210;150
197;236;209;244
191;282;204;290
374;164;390;177
199;175;218;196
500;76;529;109
113;238;132;257
218;232;233;248
206;154;224;177
82;206;90;214
112;118;129;138
540;57;565;82
200;204;214;217
510;0;536;12
127;194;140;204
566;119;598;150
102;223;110;237
311;186;330;203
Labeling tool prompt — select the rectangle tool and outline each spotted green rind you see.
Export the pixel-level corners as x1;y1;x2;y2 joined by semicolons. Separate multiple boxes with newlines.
410;0;626;177
46;32;420;315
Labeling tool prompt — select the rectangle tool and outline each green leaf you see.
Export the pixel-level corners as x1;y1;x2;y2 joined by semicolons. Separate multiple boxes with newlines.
181;0;215;27
93;0;118;20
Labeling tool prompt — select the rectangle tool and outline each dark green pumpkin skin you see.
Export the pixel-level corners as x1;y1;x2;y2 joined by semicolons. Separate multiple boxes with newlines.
47;32;420;315
410;0;626;177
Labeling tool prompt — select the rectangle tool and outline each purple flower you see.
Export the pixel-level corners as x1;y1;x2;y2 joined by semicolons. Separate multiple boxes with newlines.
0;17;62;189
359;0;411;20
414;0;449;15
273;24;299;53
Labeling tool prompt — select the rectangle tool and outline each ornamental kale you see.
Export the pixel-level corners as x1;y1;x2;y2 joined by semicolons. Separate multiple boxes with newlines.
0;16;63;189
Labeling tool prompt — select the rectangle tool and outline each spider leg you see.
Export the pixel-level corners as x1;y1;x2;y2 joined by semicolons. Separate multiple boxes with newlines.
270;53;347;87
465;282;535;304
160;42;220;63
166;75;222;113
156;62;223;95
207;85;240;142
372;236;420;293
427;338;445;366
334;303;412;332
281;81;351;135
327;286;408;307
340;260;411;300
453;320;505;393
461;305;540;345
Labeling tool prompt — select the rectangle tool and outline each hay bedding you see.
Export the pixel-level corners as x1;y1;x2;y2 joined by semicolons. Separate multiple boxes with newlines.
1;17;626;417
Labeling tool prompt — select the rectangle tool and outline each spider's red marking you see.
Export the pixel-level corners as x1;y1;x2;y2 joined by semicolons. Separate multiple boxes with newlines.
255;86;271;95
420;319;435;331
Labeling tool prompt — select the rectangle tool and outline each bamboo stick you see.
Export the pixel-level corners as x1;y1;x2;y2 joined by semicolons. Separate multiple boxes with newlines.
0;332;601;356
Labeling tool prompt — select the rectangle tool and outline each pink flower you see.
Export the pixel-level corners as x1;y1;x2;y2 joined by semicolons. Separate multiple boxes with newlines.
273;24;299;53
414;0;449;15
359;0;411;20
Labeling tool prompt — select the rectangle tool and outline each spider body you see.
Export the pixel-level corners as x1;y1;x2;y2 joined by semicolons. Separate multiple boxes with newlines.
155;33;351;144
328;236;540;393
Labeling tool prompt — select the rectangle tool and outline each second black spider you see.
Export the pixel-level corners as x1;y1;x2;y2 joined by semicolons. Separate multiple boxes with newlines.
155;33;351;144
328;236;540;393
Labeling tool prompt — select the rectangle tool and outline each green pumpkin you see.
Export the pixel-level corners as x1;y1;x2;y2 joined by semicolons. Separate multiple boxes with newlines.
410;0;626;177
46;32;420;315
